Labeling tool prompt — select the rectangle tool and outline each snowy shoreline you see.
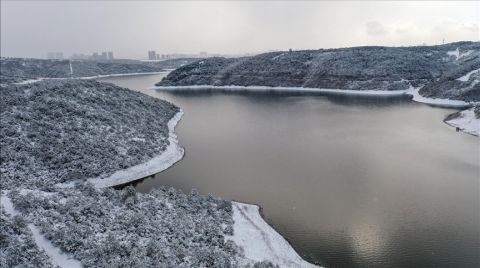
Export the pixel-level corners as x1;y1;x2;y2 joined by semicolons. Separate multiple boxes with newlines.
61;110;185;188
444;108;479;136
13;71;168;85
153;84;408;96
405;86;475;108
229;202;321;267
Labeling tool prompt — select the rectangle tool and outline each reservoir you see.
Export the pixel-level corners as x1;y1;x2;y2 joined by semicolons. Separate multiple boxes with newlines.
99;73;479;268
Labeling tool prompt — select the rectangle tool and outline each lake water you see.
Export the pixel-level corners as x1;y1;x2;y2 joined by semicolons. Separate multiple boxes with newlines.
99;74;479;268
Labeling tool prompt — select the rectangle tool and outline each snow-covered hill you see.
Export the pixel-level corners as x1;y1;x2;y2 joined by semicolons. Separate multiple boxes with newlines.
0;80;180;190
157;42;480;102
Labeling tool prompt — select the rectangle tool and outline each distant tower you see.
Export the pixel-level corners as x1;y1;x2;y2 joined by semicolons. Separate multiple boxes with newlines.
148;51;157;60
107;52;114;60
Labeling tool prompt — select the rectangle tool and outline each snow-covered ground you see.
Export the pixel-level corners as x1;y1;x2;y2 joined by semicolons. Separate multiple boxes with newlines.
1;194;82;268
444;108;480;136
154;85;408;96
406;86;474;108
69;110;185;188
229;202;321;268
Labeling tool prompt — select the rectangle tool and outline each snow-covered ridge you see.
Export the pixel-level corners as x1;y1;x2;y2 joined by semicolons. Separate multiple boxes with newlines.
229;202;321;267
153;85;408;96
13;71;169;85
62;110;184;188
1;194;82;268
444;108;479;136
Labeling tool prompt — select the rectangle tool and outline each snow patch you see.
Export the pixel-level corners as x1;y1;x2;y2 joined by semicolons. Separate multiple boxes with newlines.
447;48;460;60
1;194;82;268
406;86;474;108
153;85;408;96
457;68;480;82
445;108;479;136
14;78;45;85
272;53;286;60
62;110;184;188
228;202;321;268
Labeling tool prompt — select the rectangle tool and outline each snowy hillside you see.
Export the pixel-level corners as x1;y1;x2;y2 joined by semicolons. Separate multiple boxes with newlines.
0;80;180;190
157;42;480;101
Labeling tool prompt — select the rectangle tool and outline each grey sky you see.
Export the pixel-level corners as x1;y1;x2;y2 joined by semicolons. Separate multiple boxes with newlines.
1;1;478;59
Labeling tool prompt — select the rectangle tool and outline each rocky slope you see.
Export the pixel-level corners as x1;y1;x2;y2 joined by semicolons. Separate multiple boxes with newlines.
157;42;480;101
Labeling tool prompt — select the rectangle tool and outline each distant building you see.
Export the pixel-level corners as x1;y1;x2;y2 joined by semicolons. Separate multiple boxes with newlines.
148;51;157;60
107;51;114;60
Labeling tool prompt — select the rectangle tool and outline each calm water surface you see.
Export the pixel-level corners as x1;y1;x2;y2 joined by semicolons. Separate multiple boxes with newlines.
99;74;479;268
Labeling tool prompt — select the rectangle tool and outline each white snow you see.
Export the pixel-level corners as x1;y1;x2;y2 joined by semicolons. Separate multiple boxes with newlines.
457;68;480;82
153;85;408;96
14;78;46;85
228;202;321;268
447;48;475;61
272;53;286;60
444;108;479;136
1;194;82;268
62;110;184;188
447;48;460;60
406;86;474;108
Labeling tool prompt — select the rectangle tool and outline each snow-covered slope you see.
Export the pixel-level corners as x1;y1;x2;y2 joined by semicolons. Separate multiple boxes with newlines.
230;202;321;267
1;194;81;268
444;106;480;136
157;42;480;102
0;79;180;190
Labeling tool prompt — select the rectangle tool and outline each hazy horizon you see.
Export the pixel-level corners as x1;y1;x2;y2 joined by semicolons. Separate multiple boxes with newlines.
1;1;478;59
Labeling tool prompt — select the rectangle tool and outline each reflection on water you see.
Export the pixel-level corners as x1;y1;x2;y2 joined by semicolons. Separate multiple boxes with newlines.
99;74;480;268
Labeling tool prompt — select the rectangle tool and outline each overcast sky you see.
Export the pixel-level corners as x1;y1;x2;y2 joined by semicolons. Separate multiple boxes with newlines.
1;1;478;59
